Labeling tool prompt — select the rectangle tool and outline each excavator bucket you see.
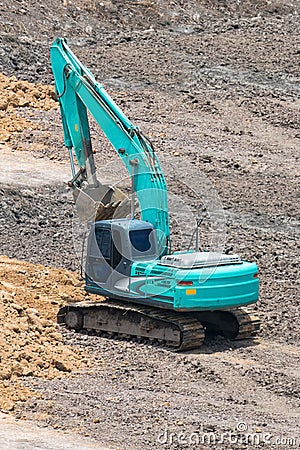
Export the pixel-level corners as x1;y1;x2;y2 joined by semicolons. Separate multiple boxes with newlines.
73;183;130;222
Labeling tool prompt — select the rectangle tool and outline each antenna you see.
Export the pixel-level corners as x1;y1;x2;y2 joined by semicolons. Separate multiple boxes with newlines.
188;206;206;252
195;217;204;252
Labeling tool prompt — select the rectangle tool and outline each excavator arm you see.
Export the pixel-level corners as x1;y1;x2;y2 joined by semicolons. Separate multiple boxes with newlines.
50;38;170;253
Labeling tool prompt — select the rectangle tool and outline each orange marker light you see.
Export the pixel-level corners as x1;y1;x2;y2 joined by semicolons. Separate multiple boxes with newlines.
186;289;196;296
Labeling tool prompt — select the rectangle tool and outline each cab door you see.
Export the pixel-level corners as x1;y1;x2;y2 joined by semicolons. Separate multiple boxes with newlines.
87;227;113;284
86;225;131;292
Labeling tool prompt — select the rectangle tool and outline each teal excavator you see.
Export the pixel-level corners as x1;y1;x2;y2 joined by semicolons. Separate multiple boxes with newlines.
51;38;260;350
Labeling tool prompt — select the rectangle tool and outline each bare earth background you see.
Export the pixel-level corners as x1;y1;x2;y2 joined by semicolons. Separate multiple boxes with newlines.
0;1;299;449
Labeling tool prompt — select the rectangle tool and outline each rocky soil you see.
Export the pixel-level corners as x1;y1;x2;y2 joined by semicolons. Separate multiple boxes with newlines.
0;0;299;449
0;73;57;147
0;255;95;412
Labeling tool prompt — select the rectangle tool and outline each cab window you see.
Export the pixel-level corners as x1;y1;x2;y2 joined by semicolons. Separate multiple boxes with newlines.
129;229;152;253
95;229;111;259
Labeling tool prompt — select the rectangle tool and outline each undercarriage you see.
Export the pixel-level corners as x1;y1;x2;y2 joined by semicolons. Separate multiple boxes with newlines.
58;300;260;351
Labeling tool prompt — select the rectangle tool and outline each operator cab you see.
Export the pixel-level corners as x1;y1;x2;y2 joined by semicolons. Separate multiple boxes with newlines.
85;218;159;290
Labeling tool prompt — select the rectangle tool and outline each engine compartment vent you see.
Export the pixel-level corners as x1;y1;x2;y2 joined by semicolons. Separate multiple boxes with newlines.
159;252;242;269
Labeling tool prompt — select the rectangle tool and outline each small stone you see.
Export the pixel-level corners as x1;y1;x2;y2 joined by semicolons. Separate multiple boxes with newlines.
11;303;23;313
93;417;101;424
18;98;30;107
53;359;71;372
0;368;12;380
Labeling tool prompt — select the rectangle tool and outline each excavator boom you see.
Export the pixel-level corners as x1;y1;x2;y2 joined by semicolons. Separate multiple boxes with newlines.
50;38;170;252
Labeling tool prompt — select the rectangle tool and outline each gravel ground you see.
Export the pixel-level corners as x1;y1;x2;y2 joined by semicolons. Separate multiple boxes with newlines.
0;412;105;450
19;331;300;449
0;0;299;448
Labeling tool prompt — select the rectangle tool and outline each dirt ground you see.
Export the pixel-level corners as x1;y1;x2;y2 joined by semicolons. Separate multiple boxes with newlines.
0;0;299;449
0;411;106;449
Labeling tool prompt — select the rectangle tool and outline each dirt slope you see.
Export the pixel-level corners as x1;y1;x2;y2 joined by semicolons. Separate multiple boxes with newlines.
0;255;94;412
0;73;57;144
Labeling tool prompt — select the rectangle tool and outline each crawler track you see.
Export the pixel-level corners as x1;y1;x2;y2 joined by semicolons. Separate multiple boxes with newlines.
228;306;261;340
58;300;260;351
195;305;261;341
58;300;205;351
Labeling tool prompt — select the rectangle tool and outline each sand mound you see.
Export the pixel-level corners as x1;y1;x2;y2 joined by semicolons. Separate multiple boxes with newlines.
0;255;94;411
0;73;58;143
